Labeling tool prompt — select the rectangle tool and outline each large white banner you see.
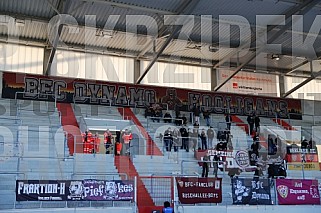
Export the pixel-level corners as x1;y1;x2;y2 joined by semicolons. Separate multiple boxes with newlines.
217;69;279;96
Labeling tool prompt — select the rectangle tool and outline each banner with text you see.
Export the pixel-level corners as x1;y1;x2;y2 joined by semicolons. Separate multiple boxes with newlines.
176;177;222;204
231;178;271;205
16;180;134;201
217;69;278;96
276;179;320;205
2;72;302;119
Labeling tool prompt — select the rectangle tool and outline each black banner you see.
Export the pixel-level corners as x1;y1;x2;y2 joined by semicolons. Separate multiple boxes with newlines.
2;72;302;119
231;178;271;205
16;180;134;201
16;180;68;201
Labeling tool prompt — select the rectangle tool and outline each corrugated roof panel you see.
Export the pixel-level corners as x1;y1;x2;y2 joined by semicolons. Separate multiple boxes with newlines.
0;20;48;40
0;0;59;18
163;39;236;61
69;1;163;35
192;0;294;24
246;53;308;70
60;26;149;53
103;0;185;13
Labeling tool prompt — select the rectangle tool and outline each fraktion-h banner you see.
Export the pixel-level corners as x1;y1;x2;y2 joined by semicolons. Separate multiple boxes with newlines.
231;178;271;205
16;180;134;201
2;72;302;119
176;177;222;204
276;179;320;205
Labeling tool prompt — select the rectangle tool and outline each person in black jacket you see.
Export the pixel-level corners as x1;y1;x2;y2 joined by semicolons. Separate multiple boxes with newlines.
180;125;189;152
225;113;232;130
247;113;255;135
199;129;207;150
164;127;173;152
207;127;215;149
202;152;210;177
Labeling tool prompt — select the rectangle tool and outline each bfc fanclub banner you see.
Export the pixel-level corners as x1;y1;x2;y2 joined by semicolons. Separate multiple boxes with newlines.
176;177;222;204
276;179;320;205
231;178;272;205
16;180;134;201
1;72;302;119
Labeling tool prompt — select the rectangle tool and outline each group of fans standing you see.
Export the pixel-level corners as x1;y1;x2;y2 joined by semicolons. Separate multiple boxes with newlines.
81;128;133;155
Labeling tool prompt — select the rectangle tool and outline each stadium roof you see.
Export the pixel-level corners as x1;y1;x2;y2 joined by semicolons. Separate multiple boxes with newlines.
1;0;321;93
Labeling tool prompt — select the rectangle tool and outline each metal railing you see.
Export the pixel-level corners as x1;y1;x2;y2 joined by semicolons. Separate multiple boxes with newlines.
14;91;58;110
71;172;128;180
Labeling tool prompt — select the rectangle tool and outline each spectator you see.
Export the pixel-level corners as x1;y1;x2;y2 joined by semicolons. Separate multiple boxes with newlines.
202;152;210;177
175;105;181;119
301;139;308;149
163;111;172;123
162;201;174;213
225;113;232;130
173;128;180;152
247;113;255;135
251;138;260;160
115;131;122;156
217;129;226;141
308;138;315;149
82;130;93;154
228;168;242;179
144;105;153;118
254;114;260;133
199;129;207;150
203;109;211;127
193;121;200;129
216;140;227;151
192;103;201;124
180;125;189;152
227;132;233;150
104;129;113;154
164;127;173;152
122;129;133;155
268;135;276;155
254;164;263;177
207;127;215;149
181;114;187;125
213;154;219;178
152;103;162;122
190;128;198;152
253;132;259;142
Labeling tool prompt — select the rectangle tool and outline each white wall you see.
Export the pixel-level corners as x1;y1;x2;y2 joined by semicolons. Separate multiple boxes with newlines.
216;69;279;96
0;43;44;74
51;50;134;83
285;76;321;101
140;61;211;90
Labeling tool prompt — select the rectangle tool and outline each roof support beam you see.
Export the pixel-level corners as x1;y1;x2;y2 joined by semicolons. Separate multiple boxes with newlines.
44;0;71;76
135;0;201;84
214;0;321;70
213;0;321;92
283;70;321;98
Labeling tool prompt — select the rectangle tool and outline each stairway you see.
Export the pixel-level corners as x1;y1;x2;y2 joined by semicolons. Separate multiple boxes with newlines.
119;107;163;156
273;118;296;130
56;103;82;155
232;115;268;149
114;156;162;213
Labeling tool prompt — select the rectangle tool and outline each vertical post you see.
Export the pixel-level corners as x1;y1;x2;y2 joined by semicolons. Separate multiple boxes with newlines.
302;163;305;179
173;176;177;212
134;176;137;213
